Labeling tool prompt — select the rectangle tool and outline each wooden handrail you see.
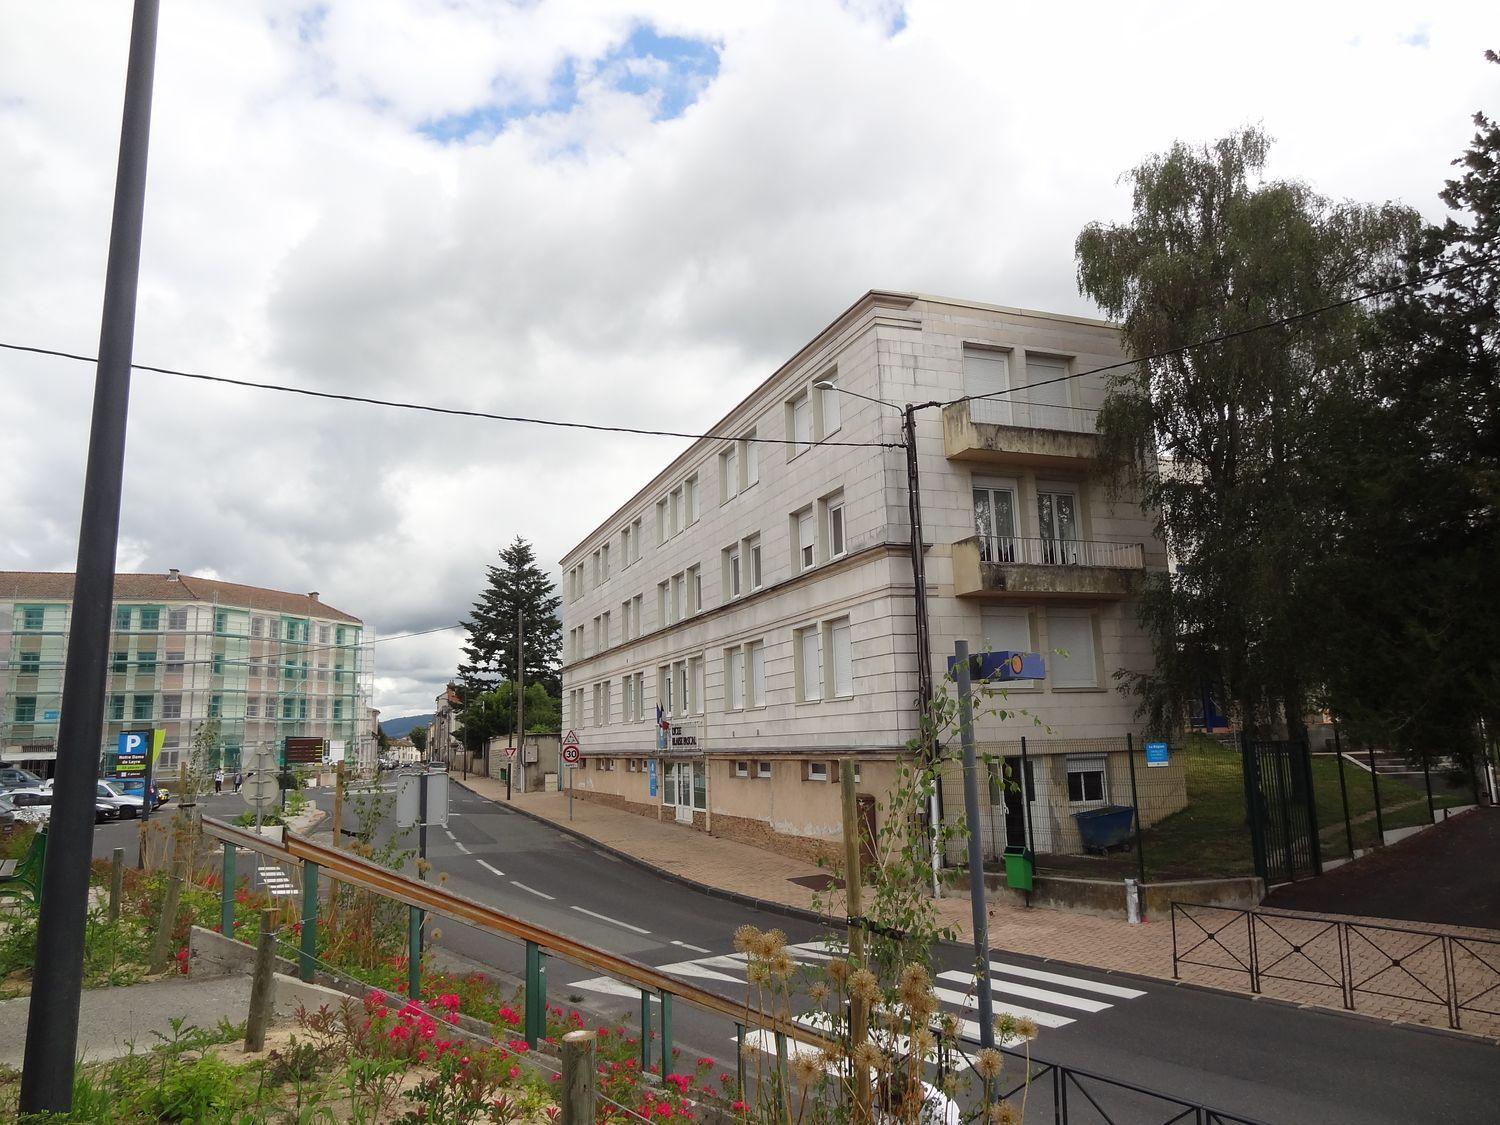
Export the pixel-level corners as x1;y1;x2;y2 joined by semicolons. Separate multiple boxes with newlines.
202;816;832;1051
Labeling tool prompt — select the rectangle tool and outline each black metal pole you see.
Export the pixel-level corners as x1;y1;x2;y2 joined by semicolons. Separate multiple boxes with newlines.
952;640;995;1051
1125;732;1146;887
1018;735;1036;856
1367;745;1385;845
903;404;940;896
1333;724;1354;857
1421;749;1435;824
20;2;159;1112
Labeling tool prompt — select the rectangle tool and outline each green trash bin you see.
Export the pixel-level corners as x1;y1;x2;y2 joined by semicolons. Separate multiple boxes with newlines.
1003;846;1034;891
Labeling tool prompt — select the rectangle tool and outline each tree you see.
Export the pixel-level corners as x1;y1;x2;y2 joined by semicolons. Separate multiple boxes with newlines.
1075;126;1418;736
409;725;428;753
1307;59;1500;773
453;682;561;756
458;536;562;697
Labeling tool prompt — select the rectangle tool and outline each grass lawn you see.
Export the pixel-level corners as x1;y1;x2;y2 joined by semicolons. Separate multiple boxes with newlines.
1034;736;1469;882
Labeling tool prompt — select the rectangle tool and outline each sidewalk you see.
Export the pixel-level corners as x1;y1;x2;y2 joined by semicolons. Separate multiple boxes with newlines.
456;776;1500;1040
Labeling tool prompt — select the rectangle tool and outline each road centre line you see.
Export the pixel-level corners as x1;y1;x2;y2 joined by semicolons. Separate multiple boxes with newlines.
671;940;711;954
454;841;471;854
476;859;504;877
570;906;651;935
511;880;555;900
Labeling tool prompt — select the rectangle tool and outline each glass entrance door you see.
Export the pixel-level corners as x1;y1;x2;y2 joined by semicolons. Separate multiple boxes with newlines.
1037;490;1080;564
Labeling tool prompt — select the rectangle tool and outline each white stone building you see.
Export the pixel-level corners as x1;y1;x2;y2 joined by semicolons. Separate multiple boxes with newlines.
559;291;1181;863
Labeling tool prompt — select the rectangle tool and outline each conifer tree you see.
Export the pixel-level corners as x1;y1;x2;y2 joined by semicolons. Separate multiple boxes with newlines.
458;536;561;697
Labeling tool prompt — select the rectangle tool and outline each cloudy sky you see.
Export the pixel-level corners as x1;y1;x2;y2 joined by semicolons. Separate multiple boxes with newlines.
1;1;1493;718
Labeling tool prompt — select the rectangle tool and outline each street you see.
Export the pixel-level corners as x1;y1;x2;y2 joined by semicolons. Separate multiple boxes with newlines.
95;783;1500;1123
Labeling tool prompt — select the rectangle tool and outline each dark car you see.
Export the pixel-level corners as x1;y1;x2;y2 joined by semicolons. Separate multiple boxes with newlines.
0;767;44;790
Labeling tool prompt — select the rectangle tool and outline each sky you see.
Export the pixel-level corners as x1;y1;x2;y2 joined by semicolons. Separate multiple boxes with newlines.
1;1;1495;718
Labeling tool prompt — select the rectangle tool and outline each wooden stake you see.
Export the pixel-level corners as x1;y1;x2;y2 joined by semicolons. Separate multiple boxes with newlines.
245;910;276;1052
561;1029;597;1125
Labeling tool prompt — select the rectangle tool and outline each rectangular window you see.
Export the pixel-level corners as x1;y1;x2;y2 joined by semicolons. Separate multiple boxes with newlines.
797;626;822;702
963;345;1012;426
805;761;829;783
18;650;40;675
114;605;133;631
828;617;853;698
108;695;125;721
980;609;1038;686
744;435;759;487
633;672;645;721
592;549;602;586
1048;613;1099;689
795;509;815;571
336;626;348;645
162;694;182;720
756;760;773;779
826;496;846;559
212;653;225;676
251;616;265;638
670;573;684;624
593;682;607;727
669;487;682;537
720;445;738;502
657;581;670;627
132;695;153;721
299;698;308;721
601;543;610;580
788;393;811;456
688;656;704;716
1066;755;1108;803
746;534;763;590
318;624;331;644
658;665;673;716
316;698;328;720
630;518;643;563
22;606;45;630
673;661;689;717
244;697;258;719
725;647;745;710
283;698;296;721
333;699;344;721
168;607;188;631
621;523;633;566
139;607;160;632
137;649;157;676
684;475;698;525
623;674;635;723
687;565;702;615
747;640;765;708
215;610;229;634
112;650;129;674
733;760;749;778
726;546;741;599
207;695;221;719
819;378;841;435
13;696;36;723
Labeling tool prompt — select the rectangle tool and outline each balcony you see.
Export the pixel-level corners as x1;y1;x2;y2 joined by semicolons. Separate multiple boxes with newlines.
943;398;1099;469
952;536;1143;600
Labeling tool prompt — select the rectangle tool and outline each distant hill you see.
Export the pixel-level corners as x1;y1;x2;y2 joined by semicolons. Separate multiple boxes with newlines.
380;713;435;739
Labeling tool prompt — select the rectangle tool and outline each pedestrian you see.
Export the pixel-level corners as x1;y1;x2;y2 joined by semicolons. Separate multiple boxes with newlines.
233;771;243;793
213;767;223;794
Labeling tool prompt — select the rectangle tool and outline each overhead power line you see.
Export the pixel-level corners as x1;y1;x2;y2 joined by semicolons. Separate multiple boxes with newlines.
943;252;1500;410
0;341;902;450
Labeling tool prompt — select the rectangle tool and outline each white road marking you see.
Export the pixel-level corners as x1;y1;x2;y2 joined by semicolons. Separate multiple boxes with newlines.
932;985;1075;1029
571;976;659;1001
444;829;457;841
476;860;505;877
570;906;650;935
671;940;711;954
511;880;555;900
936;971;1111;1013
654;959;745;984
454;841;471;854
981;961;1146;1000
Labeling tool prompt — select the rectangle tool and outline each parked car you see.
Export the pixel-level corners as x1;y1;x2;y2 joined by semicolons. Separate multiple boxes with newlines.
0;794;16;835
6;787;119;824
0;767;44;791
94;780;146;819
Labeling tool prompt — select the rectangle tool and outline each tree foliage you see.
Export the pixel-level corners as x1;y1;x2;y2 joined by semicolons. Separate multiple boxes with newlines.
453;683;561;756
409;725;428;753
458;536;562;696
1075;125;1418;736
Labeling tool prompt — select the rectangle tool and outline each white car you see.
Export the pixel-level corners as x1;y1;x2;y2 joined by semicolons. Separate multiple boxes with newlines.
0;792;46;826
6;786;120;824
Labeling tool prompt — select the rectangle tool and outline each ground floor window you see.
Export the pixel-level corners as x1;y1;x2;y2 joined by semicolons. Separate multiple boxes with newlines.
663;760;706;809
1065;754;1107;803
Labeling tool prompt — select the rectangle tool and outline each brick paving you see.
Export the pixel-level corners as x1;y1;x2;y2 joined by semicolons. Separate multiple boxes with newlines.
455;776;1500;1040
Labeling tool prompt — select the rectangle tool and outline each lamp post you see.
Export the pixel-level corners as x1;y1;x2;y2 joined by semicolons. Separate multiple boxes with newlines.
814;381;942;895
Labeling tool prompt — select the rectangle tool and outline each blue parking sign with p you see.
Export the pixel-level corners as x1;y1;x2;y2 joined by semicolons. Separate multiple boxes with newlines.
117;731;149;775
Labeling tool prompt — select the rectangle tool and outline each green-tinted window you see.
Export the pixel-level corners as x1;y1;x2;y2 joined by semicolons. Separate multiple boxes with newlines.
115;605;133;631
214;610;229;634
21;606;45;630
132;695;153;721
212;653;225;676
18;651;40;675
335;626;346;645
111;651;129;674
208;695;222;719
333;699;344;721
284;660;296;681
139;607;160;631
13;697;36;723
298;698;308;721
282;698;295;721
137;650;157;675
108;695;125;721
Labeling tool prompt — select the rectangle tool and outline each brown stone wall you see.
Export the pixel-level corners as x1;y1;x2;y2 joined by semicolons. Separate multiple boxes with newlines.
572;789;659;820
709;809;836;866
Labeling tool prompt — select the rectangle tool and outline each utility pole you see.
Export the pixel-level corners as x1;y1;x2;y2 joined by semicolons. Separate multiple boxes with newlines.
513;608;524;801
21;2;159;1112
903;404;942;897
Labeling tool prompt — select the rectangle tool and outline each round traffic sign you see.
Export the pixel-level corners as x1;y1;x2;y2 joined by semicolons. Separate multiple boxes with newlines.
241;746;281;811
561;744;581;765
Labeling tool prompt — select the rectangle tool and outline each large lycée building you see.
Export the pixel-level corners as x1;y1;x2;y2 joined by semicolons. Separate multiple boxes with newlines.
558;291;1183;863
0;570;376;777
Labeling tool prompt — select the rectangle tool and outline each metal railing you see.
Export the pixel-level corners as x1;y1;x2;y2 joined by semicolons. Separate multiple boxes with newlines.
977;536;1145;569
1170;902;1500;1032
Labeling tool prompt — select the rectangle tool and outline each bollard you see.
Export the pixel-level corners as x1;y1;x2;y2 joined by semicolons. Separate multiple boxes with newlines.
148;870;184;974
299;860;319;983
735;1022;746;1098
407;905;422;1001
640;988;653;1072
561;1029;597;1125
659;989;673;1075
245;910;276;1052
108;848;124;923
524;941;547;1048
1124;878;1142;924
220;842;236;936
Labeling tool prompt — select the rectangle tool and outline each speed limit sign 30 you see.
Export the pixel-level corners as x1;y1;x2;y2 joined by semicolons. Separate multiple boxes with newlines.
561;743;581;766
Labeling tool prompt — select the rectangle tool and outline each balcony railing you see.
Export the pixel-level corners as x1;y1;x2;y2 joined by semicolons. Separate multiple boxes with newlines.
977;536;1144;569
969;398;1097;434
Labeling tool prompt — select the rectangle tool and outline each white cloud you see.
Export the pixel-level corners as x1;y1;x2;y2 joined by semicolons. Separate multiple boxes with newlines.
1;0;1494;715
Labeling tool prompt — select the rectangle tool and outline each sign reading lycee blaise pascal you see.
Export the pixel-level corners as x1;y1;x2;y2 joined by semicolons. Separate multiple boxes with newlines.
668;722;699;752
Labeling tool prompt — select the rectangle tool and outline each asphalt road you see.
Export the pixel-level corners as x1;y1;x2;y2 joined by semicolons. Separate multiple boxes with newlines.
94;783;1500;1123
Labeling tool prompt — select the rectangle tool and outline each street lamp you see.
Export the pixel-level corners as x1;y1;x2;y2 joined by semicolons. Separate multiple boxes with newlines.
813;380;943;895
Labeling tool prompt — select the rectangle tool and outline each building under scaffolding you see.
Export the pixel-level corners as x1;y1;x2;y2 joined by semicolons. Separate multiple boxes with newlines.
0;569;376;777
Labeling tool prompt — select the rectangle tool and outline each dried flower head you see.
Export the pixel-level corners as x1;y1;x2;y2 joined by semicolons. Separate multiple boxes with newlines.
1013;1018;1038;1041
746;962;771;986
985;1102;1020;1125
808;981;830;1006
938;1013;959;1039
817;1046;845;1071
733;925;762;954
826;959;851;986
789;1052;823;1086
911;1028;937;1060
850;1041;888;1075
770;951;796;980
898;963;930;996
848;968;881;1005
972;1048;1004;1081
753;929;788;958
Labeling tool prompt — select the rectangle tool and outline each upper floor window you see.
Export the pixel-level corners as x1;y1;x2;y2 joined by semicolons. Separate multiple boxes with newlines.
115;606;133;631
21;606;45;630
787;392;812;457
817;377;841;436
251;616;265;638
820;491;846;561
168;608;188;631
796;625;822;702
794;508;815;572
138;607;160;632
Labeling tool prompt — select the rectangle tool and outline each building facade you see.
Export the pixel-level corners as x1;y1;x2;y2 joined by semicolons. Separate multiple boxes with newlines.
0;570;375;777
558;291;1182;863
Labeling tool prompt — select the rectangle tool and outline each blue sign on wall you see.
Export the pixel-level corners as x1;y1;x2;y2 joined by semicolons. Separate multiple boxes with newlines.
42;709;60;721
648;758;658;798
945;651;1046;682
1145;741;1170;767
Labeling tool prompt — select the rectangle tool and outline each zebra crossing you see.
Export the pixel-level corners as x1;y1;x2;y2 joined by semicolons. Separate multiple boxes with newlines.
567;940;1147;1051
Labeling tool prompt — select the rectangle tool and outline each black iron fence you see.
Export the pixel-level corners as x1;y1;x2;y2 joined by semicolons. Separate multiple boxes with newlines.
1170;901;1500;1032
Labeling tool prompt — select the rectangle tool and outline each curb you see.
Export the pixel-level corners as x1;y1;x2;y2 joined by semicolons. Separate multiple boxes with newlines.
448;776;830;929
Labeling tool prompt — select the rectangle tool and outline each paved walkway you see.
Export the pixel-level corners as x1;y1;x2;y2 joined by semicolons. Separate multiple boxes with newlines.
0;976;254;1068
456;777;1500;1040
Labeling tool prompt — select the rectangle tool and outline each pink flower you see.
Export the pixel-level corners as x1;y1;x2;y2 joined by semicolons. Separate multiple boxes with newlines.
509;1065;521;1080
